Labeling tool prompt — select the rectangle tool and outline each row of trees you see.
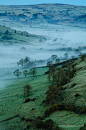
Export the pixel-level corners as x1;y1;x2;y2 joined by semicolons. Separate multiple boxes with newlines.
17;53;69;69
46;59;76;104
47;53;69;66
47;59;76;83
17;56;35;67
13;67;37;78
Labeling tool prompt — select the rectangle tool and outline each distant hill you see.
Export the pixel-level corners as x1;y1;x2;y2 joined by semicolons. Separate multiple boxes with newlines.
0;4;86;25
75;14;86;22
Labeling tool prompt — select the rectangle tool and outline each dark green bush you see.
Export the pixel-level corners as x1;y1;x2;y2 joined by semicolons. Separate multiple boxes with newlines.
43;119;54;130
74;93;80;97
80;107;86;114
57;86;65;90
52;125;59;130
79;54;86;61
24;97;31;103
46;84;59;105
71;83;76;88
37;115;44;120
55;67;70;86
45;104;58;117
35;119;55;130
1;35;13;40
57;103;67;111
68;70;75;79
35;119;44;129
66;104;74;111
46;84;64;105
23;84;32;97
57;103;74;111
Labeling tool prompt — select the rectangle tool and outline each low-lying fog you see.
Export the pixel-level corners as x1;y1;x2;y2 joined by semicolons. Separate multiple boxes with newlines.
0;22;86;90
1;23;86;68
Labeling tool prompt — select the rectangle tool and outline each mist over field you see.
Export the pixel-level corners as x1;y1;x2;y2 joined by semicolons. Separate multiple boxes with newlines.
0;24;86;69
0;4;86;89
1;23;86;68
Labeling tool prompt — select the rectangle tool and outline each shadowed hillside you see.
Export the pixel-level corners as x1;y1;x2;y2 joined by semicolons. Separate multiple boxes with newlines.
0;55;86;130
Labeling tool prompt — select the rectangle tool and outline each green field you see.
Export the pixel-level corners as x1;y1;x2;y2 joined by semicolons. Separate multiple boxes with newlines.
0;25;45;44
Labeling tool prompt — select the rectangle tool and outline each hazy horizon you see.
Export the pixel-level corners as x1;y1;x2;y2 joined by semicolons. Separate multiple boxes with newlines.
0;0;86;6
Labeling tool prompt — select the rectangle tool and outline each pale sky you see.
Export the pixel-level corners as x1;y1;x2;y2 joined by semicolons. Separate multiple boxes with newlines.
0;0;86;6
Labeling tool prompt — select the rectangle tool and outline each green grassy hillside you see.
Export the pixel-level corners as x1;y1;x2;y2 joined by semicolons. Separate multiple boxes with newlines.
0;25;45;44
0;57;86;130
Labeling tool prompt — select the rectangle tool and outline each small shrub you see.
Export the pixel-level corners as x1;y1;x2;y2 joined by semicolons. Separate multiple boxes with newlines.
57;103;67;111
31;98;36;101
68;70;75;79
57;103;74;111
5;30;9;34
79;54;86;61
57;86;64;90
43;119;54;130
80;107;86;114
26;124;30;129
35;119;55;130
74;93;80;97
42;99;46;104
23;84;32;97
66;104;74;111
71;83;76;88
45;104;58;117
31;108;35;111
37;116;44;120
2;35;13;40
35;119;44;129
52;125;59;130
24;97;31;103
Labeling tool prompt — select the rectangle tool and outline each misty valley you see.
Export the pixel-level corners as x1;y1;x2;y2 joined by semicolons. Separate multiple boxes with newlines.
0;4;86;130
0;24;86;90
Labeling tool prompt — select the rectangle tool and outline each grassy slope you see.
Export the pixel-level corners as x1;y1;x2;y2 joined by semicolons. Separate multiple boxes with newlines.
0;58;86;130
0;25;44;44
0;67;50;130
